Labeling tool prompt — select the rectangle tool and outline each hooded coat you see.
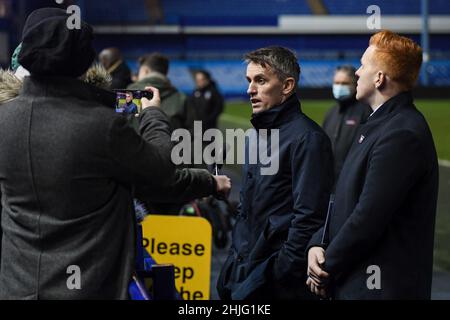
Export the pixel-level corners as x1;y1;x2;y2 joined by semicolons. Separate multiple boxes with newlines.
0;7;214;299
0;67;217;299
0;71;176;299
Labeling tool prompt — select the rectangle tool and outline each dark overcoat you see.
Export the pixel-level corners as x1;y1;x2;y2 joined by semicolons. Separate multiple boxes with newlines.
218;94;334;300
311;92;439;299
0;76;175;299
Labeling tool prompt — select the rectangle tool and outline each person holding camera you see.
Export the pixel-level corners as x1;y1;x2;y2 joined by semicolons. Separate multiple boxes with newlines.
0;8;195;299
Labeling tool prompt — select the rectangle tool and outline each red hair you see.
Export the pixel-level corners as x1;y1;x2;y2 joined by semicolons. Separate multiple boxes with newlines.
369;30;423;90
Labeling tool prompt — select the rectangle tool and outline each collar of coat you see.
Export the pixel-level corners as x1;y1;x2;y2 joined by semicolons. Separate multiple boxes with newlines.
0;64;113;106
363;91;414;124
22;75;117;108
250;93;302;130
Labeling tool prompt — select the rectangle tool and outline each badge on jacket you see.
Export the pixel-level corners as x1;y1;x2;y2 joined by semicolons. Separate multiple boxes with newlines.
358;135;365;143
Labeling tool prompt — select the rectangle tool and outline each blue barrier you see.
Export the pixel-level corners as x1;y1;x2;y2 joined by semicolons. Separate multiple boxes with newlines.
129;223;178;300
126;59;450;96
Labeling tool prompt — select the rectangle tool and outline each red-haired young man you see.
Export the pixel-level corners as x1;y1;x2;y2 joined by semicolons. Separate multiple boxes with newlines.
307;30;439;300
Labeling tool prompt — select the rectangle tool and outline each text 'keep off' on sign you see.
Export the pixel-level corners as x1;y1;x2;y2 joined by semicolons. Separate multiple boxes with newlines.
141;215;212;300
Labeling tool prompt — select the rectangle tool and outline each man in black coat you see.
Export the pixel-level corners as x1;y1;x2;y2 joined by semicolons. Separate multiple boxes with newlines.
191;70;224;132
217;47;333;300
0;8;178;299
99;48;132;90
323;65;371;182
307;30;439;300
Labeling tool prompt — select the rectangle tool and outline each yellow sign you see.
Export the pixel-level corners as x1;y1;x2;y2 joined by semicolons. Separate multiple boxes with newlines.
141;215;212;300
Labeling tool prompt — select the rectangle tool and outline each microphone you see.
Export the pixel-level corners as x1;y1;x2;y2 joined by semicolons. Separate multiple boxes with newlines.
210;143;230;176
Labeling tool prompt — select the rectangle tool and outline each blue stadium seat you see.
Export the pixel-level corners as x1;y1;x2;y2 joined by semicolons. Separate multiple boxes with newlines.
83;0;450;25
323;0;450;15
82;1;450;90
83;0;309;25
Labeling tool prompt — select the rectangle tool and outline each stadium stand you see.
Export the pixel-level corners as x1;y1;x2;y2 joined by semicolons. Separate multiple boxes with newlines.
82;0;450;25
1;1;449;96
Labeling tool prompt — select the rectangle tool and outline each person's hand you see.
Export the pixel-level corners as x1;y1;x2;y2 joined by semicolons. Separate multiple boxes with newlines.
306;246;330;297
214;175;231;199
141;86;161;109
306;277;328;298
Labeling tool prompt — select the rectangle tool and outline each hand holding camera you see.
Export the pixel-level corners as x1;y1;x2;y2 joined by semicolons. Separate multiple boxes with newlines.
141;86;160;109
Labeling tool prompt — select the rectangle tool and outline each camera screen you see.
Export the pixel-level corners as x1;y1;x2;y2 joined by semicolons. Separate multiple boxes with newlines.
115;91;142;115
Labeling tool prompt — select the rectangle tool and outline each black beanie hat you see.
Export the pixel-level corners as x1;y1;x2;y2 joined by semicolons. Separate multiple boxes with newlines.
18;8;96;78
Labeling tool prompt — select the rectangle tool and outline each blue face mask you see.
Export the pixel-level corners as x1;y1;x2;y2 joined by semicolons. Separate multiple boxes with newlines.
332;84;353;100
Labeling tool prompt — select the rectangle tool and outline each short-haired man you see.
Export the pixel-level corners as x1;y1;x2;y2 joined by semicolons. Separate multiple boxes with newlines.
307;30;439;300
128;53;193;131
120;92;138;114
323;65;371;182
217;46;333;300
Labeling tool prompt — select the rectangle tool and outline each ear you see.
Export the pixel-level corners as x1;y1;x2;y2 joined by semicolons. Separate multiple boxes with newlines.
282;77;296;95
374;71;386;89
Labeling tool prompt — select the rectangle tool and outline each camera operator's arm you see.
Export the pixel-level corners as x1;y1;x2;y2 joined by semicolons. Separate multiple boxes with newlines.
135;169;231;203
108;87;175;186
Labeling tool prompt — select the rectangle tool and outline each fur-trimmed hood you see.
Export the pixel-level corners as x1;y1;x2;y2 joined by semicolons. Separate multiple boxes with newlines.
0;64;112;105
0;68;23;105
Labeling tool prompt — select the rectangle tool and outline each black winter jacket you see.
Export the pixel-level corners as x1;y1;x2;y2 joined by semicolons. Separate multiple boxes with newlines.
191;82;224;131
323;96;371;182
217;94;333;300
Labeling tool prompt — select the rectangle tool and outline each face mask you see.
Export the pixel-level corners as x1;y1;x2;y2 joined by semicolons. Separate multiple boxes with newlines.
332;84;353;100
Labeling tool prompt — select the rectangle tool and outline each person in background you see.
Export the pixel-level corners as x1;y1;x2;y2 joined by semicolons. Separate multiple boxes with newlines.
191;70;224;132
128;53;194;132
99;47;132;89
322;65;371;182
144;0;164;24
